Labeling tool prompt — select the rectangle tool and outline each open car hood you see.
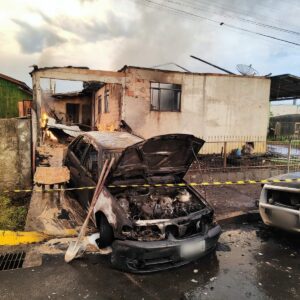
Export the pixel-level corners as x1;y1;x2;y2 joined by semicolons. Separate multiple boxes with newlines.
107;134;205;184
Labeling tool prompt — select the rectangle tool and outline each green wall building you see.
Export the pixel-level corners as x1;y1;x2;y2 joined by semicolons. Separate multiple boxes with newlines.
0;73;32;118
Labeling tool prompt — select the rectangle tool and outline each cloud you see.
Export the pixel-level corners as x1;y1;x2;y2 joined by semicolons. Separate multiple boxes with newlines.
36;10;134;43
1;0;299;87
12;19;67;53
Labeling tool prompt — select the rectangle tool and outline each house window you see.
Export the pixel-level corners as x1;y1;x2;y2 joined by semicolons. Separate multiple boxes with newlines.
104;90;109;113
150;82;181;112
98;95;102;114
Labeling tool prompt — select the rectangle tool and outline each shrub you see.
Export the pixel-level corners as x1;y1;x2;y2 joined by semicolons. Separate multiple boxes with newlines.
0;196;28;231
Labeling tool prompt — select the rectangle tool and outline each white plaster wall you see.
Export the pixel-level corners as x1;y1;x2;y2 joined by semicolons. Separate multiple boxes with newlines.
122;68;270;143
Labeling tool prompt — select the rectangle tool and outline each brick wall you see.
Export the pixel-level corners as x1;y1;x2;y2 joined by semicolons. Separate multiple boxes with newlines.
95;83;122;131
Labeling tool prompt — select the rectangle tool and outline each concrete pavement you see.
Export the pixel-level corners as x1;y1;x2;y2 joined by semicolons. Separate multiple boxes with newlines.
0;223;299;300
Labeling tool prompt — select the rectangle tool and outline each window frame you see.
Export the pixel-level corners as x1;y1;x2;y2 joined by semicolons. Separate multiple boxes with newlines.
104;90;109;113
82;144;100;181
150;82;182;112
98;95;102;115
71;137;90;164
294;122;300;134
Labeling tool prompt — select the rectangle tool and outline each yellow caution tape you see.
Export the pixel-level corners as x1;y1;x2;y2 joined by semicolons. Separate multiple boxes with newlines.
1;178;300;194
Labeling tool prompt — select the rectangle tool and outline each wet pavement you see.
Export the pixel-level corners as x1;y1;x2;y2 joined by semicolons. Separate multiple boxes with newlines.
0;223;299;300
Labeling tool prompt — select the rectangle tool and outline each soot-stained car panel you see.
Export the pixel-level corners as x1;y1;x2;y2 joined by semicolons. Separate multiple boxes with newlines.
259;172;300;233
65;133;221;273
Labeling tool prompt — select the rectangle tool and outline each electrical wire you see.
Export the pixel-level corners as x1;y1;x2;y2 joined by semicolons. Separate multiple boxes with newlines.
193;0;297;29
138;0;300;46
180;0;300;36
222;23;300;46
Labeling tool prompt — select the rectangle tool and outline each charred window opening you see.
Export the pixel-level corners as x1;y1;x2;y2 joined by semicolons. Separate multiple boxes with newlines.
98;95;102;114
103;150;122;166
72;137;89;161
83;145;99;181
66;103;80;123
150;83;181;112
104;90;109;113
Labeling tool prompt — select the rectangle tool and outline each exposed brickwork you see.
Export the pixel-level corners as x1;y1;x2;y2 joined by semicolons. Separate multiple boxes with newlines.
95;83;122;131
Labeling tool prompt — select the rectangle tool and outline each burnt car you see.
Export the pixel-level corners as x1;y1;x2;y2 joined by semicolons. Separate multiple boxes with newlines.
65;132;221;273
259;172;300;233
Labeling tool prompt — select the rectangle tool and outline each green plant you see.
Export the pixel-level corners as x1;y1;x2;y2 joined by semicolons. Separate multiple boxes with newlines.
0;196;28;231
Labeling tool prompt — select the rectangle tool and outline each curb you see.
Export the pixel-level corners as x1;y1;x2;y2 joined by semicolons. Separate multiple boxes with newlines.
0;229;77;246
0;230;48;246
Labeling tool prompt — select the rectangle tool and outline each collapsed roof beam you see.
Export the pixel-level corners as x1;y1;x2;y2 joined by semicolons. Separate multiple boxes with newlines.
31;67;124;84
190;55;235;75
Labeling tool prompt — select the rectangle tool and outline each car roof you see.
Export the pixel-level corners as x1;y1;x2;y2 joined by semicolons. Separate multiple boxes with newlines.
82;131;143;150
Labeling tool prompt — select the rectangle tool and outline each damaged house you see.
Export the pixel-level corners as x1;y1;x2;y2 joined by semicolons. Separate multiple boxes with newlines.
0;72;32;118
31;66;271;153
41;81;104;129
0;72;33;191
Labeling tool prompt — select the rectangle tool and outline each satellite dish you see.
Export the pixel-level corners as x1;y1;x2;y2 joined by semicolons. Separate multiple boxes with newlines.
236;64;259;76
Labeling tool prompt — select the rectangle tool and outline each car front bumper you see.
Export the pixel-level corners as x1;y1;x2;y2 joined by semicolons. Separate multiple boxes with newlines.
259;202;300;233
259;183;300;233
111;224;221;273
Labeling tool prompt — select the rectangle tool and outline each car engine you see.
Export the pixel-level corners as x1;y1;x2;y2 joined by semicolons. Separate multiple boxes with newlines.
114;187;205;220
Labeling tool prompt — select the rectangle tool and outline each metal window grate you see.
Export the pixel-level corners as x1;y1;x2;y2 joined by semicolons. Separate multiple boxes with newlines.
0;252;26;271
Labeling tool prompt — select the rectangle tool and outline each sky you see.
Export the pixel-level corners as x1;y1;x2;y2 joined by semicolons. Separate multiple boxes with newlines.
0;0;299;90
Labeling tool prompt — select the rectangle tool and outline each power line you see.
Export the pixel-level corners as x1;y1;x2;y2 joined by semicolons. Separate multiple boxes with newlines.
181;0;300;36
221;22;300;46
193;0;295;29
139;0;300;46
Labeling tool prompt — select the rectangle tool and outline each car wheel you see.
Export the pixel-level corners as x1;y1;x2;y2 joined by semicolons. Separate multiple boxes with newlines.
96;212;114;248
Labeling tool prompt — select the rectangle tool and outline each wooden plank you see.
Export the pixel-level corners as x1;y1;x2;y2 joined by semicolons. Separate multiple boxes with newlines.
34;167;70;185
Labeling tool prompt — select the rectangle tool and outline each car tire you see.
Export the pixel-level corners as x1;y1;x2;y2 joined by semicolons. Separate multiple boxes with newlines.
96;213;114;248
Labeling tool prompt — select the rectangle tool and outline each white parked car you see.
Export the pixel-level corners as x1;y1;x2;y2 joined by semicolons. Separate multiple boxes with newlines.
259;172;300;232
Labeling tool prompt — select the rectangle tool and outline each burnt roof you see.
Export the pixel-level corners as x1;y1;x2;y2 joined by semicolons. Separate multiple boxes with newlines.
83;131;143;150
118;65;268;79
52;91;88;99
0;73;32;95
270;74;300;101
30;65;89;75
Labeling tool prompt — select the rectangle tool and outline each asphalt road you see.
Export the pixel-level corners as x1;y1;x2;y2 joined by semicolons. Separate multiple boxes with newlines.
0;223;299;300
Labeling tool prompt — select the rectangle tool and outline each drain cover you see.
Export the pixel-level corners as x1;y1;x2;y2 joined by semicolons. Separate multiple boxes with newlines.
0;252;26;271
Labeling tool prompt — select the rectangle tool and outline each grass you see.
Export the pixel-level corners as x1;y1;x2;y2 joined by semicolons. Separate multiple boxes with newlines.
0;196;28;231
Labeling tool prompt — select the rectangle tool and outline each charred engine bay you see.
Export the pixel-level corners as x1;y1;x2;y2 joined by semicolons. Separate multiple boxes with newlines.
112;186;205;221
110;186;208;241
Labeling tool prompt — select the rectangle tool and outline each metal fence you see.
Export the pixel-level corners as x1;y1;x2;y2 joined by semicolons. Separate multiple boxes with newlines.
191;136;300;174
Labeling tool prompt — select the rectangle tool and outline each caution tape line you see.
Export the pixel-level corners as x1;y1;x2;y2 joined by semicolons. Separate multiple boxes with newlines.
1;178;300;194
